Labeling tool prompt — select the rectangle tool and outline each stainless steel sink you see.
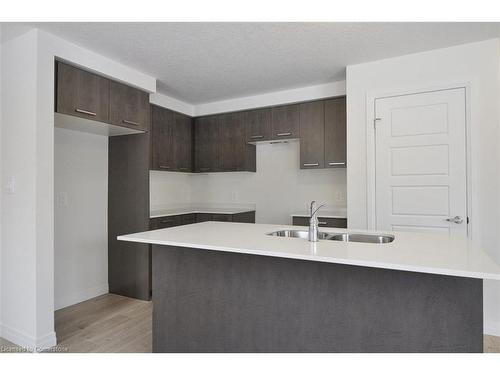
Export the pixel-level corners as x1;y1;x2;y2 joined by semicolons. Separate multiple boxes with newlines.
328;233;394;244
267;230;394;244
267;230;332;240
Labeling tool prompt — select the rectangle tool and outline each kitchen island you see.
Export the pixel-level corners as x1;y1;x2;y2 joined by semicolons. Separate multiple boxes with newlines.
118;222;500;352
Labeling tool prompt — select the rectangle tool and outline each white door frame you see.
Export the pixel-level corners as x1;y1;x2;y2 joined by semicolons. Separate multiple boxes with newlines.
365;82;473;238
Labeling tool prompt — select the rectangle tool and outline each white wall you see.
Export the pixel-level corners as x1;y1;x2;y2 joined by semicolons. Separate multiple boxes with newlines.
346;39;500;335
150;170;192;209
0;24;3;338
1;29;40;348
151;142;347;224
54;128;108;310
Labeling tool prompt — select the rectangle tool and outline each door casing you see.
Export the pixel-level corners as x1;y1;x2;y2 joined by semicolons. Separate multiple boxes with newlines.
364;82;473;238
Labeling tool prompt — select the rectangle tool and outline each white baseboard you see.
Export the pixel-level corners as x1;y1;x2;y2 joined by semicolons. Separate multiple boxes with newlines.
484;322;500;337
0;324;56;352
55;284;109;310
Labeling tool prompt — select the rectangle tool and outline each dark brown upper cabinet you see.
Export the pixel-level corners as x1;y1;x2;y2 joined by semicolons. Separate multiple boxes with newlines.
194;116;220;172
56;61;150;135
151;105;175;171
245;108;272;142
56;62;109;123
324;97;347;168
299;101;325;169
271;104;300;140
151;105;193;172
219;112;256;172
109;81;150;132
173;112;193;172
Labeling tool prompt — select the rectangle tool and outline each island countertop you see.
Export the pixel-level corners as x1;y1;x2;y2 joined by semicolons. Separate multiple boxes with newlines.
118;222;500;280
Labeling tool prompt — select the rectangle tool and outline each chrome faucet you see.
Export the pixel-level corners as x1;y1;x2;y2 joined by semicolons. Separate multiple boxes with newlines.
309;201;326;242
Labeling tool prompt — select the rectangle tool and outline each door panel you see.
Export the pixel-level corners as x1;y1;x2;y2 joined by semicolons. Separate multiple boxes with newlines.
375;88;467;236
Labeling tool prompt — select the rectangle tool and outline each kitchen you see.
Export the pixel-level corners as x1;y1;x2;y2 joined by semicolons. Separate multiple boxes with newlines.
1;19;500;360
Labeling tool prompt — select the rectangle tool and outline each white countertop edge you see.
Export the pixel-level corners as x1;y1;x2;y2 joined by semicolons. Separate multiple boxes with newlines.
117;234;500;281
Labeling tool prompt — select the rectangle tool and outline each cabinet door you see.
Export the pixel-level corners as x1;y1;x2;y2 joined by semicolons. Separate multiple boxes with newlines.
245;108;272;142
151;106;175;171
109;81;149;131
195;213;213;222
173;113;193;172
271;104;300;140
324;97;347;168
56;62;109;122
299;101;325;169
156;215;179;229
219;112;247;171
194;116;220;172
211;214;232;222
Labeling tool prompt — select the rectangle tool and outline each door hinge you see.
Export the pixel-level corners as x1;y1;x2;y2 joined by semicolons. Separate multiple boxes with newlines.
374;117;382;129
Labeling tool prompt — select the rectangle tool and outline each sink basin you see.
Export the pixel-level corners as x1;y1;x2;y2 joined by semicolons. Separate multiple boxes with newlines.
327;233;394;244
267;230;332;240
267;230;394;244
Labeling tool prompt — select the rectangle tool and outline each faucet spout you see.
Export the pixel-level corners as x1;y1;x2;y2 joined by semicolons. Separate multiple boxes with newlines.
309;201;325;242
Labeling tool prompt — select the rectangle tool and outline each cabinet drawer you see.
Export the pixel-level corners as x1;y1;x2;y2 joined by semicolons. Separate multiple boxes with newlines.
292;216;347;229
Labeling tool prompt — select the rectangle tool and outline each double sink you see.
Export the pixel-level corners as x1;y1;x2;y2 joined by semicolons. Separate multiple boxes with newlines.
268;230;394;244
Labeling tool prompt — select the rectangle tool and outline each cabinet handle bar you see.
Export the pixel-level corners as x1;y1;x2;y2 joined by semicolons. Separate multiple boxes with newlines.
75;108;96;116
328;162;346;166
123;119;140;126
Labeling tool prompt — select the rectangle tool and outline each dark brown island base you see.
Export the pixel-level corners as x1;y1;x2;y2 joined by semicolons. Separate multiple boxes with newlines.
151;245;482;352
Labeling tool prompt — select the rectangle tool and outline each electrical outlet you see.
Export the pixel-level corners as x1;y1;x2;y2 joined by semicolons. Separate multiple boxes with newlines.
335;192;345;202
4;176;16;194
56;192;69;207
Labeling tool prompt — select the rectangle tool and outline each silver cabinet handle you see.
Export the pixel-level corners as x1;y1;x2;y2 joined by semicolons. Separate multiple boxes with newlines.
328;162;346;166
179;167;188;171
303;163;319;167
319;222;328;225
250;135;264;139
445;216;463;224
160;219;174;224
276;132;292;137
159;165;170;169
199;167;210;171
75;108;96;116
123;119;140;126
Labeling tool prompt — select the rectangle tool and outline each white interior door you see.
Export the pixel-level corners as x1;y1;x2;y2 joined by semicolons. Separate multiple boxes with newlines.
375;88;467;236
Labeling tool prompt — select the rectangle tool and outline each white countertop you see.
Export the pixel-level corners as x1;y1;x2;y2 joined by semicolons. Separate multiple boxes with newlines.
118;222;500;280
150;206;255;218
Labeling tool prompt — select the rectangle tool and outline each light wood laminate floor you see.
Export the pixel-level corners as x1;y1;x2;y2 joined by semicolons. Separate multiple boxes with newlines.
54;293;152;353
1;293;499;353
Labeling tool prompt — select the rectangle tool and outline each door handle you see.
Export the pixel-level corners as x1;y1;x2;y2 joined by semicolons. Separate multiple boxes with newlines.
445;216;463;224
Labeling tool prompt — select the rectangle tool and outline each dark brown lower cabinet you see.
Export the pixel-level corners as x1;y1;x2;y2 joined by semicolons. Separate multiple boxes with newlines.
150;211;256;229
292;216;347;228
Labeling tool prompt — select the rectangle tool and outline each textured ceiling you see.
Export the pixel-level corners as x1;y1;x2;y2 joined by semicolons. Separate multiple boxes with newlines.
33;22;500;103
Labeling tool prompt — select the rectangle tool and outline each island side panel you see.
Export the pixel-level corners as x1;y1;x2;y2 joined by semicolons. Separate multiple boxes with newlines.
152;245;483;352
